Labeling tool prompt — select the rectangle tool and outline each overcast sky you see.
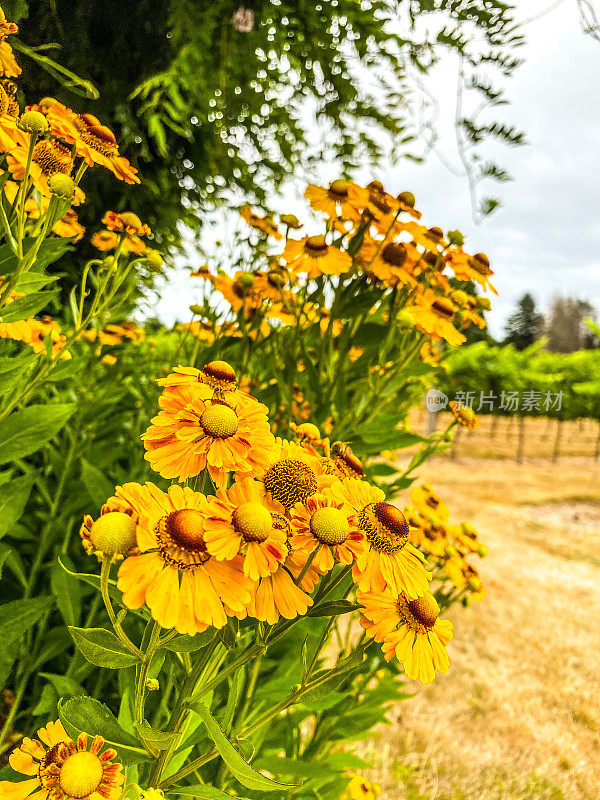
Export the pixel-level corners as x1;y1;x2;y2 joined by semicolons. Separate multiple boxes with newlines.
156;0;600;339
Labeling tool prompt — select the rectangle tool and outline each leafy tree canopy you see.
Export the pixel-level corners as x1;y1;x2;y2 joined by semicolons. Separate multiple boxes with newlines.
7;0;524;253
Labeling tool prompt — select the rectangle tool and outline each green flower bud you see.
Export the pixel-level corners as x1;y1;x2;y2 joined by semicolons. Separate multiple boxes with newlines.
47;173;76;200
18;110;49;137
145;248;163;270
189;303;204;315
145;678;159;691
447;229;464;247
89;512;137;557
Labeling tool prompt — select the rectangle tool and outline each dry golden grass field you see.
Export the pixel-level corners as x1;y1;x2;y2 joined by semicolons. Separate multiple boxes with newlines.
363;415;600;800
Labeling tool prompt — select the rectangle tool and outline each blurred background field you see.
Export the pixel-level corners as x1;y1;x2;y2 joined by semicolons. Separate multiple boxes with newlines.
360;414;600;800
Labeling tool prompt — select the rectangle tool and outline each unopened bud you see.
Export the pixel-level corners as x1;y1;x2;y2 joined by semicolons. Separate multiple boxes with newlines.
47;173;76;200
18;110;48;137
145;249;163;270
447;229;464;247
89;511;137;557
145;678;159;691
189;303;204;315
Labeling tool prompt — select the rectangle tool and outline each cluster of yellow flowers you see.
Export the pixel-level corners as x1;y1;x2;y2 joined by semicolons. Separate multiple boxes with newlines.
405;483;486;602
189;179;493;351
80;359;459;686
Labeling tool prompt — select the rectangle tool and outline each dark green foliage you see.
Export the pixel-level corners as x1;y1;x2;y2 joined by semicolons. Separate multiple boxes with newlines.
11;0;523;251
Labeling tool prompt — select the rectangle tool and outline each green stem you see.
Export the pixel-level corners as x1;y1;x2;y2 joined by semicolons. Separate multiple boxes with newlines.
99;559;143;659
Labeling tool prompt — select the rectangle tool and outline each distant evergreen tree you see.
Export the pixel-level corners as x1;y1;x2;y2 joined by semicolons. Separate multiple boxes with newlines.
504;293;544;349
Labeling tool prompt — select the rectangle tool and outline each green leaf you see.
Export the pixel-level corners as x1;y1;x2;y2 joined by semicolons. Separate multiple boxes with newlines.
51;554;82;627
254;755;330;779
14;273;61;294
0;354;37;395
134;724;181;753
80;459;114;508
190;701;292;792
0;404;75;464
39;673;85;700
0;291;57;323
307;600;359;617
169;787;251;800
0;596;53;642
58;697;148;764
0;474;34;540
0;546;11;578
68;627;140;668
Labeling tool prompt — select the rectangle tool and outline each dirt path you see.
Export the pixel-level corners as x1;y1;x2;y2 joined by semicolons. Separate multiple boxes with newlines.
363;450;600;800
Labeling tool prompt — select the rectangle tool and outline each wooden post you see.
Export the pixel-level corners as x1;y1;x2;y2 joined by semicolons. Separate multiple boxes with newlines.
516;416;526;463
451;425;462;460
489;414;498;439
552;419;563;463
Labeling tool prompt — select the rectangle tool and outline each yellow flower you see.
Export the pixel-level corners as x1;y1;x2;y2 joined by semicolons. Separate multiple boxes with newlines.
304;180;369;222
359;589;453;683
203;478;289;580
240;205;282;239
444;554;486;600
260;438;334;511
115;482;254;632
0;298;66;357
282;235;352;278
7;139;73;194
359;240;417;287
0;720;124;800
143;383;276;487
53;209;85;241
290;489;369;572
345;775;382;800
46;103;139;184
449;400;479;429
331;479;430;599
445;248;497;294
409;484;449;523
405;291;466;346
0;41;20;76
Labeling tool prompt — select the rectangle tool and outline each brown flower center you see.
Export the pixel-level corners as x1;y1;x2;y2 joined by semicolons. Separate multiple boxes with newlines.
201;359;237;390
33;140;72;176
407;593;439;630
264;459;317;509
164;509;207;553
304;235;328;258
381;242;407;267
359;502;409;554
74;113;119;158
328;178;349;199
431;298;455;320
468;252;491;276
